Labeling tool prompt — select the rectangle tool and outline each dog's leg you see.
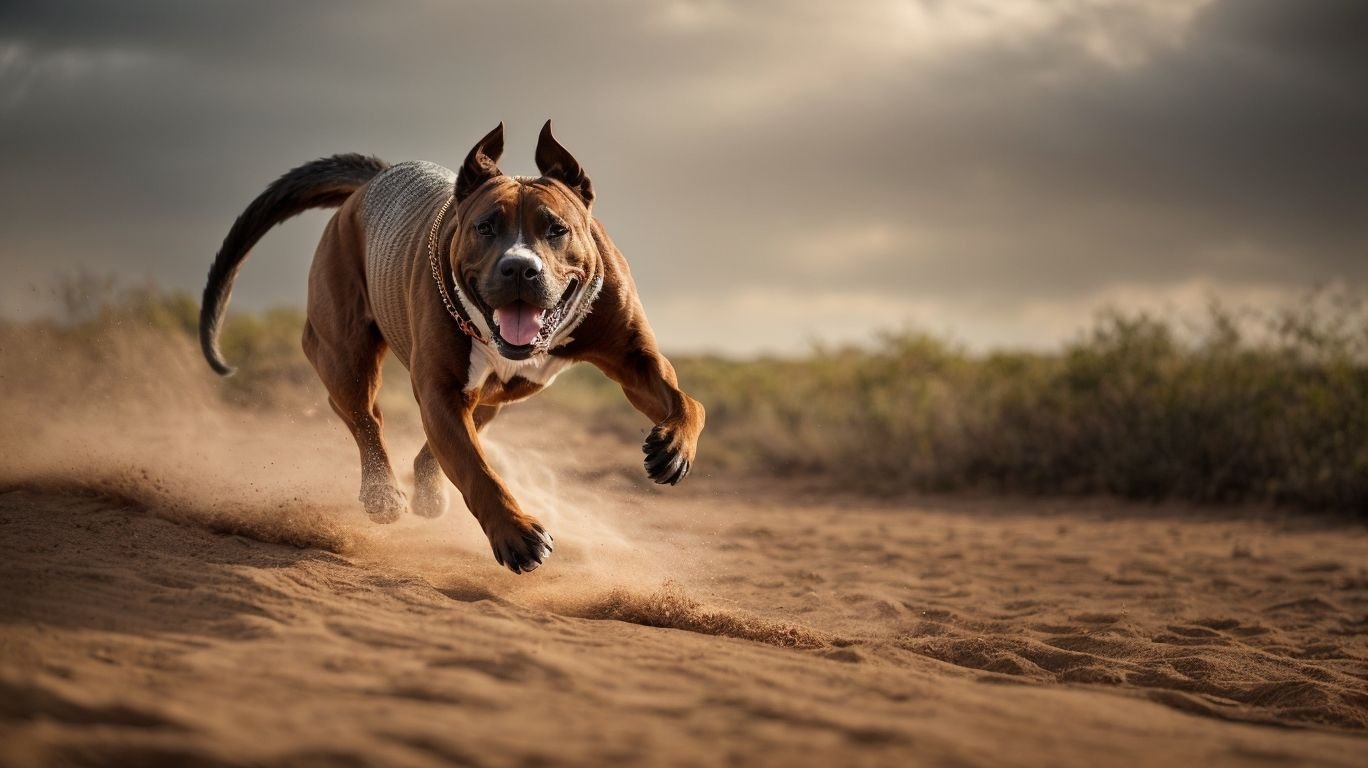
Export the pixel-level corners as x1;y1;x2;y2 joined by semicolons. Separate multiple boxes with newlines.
472;403;504;433
410;404;500;519
410;443;445;519
302;319;407;523
412;388;550;573
407;440;445;517
588;343;706;486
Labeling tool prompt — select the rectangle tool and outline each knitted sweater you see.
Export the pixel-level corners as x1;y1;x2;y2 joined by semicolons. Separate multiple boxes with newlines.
358;161;455;365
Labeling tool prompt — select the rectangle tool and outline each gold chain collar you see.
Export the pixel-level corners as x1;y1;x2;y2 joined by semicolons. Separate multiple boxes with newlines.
426;196;488;343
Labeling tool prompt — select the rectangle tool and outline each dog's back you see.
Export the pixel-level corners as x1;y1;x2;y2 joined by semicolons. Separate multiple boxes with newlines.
359;161;456;365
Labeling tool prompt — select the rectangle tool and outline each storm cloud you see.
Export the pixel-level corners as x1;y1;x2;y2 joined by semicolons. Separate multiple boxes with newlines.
1;0;1363;351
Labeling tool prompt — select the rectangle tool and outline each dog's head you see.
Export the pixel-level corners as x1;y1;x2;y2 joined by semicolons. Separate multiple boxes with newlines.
448;121;604;361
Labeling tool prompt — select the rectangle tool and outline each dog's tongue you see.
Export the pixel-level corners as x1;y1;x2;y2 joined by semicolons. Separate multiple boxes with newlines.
495;303;545;346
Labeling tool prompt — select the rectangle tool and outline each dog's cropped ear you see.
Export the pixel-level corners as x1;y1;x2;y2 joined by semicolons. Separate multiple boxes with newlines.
455;122;506;203
535;120;594;208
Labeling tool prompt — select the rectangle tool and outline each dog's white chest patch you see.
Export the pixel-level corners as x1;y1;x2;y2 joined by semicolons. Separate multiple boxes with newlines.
464;342;574;397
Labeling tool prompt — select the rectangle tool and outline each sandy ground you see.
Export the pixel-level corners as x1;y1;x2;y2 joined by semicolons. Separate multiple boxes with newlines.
1;345;1366;766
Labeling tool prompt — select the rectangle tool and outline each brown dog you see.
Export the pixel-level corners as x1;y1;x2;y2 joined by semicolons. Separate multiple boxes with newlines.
200;122;705;574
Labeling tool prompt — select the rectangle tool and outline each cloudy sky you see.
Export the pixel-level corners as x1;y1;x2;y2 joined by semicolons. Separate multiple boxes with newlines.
1;0;1364;353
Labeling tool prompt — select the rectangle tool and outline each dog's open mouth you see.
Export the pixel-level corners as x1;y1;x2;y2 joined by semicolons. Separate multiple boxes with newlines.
477;278;580;359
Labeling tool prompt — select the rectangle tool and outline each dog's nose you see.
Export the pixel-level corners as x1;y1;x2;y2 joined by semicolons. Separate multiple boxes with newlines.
498;252;543;281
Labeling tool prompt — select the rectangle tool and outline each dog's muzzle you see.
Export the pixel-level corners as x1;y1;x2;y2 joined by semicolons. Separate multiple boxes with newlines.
471;275;600;361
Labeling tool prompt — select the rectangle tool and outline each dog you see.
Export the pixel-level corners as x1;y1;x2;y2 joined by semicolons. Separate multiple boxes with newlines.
199;122;705;574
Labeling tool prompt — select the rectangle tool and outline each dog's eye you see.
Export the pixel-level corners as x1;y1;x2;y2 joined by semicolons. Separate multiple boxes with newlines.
548;223;569;238
475;221;495;237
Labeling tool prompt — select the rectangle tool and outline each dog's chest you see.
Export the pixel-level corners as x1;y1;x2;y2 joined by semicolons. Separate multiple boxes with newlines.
464;344;574;403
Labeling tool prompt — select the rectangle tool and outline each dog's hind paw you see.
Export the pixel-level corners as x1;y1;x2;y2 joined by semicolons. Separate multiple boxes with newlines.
488;520;554;575
410;484;447;519
361;484;407;524
643;425;692;485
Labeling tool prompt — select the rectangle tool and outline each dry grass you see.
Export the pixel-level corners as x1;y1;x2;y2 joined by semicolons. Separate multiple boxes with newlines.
6;278;1364;512
551;288;1368;512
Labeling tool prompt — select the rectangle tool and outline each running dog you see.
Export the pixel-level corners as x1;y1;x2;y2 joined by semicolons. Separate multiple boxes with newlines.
200;122;705;574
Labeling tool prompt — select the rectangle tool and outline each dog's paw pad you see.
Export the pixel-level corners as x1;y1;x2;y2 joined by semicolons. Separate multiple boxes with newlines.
491;522;554;575
361;485;407;524
643;426;691;486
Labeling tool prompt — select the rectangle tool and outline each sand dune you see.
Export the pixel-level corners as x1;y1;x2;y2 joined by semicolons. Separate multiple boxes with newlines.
1;338;1366;766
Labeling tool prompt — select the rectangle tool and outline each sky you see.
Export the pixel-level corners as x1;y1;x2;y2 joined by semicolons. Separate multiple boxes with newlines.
1;0;1364;353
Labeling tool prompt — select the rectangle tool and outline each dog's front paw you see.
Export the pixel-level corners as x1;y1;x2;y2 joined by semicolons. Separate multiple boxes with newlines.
360;484;407;523
643;424;692;485
487;518;554;575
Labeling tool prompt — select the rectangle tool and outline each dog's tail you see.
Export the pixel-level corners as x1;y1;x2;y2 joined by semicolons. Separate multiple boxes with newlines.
200;153;390;375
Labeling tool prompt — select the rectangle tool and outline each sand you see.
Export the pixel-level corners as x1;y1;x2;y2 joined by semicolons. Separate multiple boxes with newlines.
1;337;1366;766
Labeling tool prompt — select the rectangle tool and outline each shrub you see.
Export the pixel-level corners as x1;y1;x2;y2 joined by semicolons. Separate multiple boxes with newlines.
550;288;1368;512
7;278;1364;512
